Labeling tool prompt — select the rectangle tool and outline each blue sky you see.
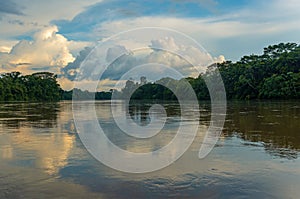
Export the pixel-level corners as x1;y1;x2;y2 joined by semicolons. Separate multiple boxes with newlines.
0;0;300;89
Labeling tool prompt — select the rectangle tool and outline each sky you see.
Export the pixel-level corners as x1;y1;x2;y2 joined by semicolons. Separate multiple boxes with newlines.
0;0;300;90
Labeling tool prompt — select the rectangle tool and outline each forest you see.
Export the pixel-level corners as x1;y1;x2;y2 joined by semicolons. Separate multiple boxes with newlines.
0;42;299;101
0;72;112;101
123;42;300;100
0;72;61;101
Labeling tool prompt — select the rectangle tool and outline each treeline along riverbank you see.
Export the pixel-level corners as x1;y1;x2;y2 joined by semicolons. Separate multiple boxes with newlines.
0;43;299;101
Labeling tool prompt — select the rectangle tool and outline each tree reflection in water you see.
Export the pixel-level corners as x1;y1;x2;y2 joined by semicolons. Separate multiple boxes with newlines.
127;100;300;159
0;102;59;129
222;101;300;159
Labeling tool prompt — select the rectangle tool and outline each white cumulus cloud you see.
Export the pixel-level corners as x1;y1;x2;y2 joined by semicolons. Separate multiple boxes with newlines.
62;36;225;92
0;26;75;74
148;37;225;74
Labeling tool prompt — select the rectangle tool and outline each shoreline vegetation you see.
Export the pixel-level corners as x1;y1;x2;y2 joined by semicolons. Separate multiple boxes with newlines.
0;43;299;102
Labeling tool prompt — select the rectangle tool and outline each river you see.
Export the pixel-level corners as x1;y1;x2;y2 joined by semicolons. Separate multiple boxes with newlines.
0;101;299;198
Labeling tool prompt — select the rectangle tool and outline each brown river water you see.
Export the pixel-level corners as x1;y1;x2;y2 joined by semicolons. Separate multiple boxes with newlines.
0;101;299;198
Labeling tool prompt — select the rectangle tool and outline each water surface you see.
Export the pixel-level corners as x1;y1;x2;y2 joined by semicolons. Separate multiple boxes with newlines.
0;101;299;198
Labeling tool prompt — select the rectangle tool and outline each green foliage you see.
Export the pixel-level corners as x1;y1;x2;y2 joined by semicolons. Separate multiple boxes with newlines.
216;42;300;99
259;73;300;99
0;71;61;101
121;78;176;100
69;88;112;100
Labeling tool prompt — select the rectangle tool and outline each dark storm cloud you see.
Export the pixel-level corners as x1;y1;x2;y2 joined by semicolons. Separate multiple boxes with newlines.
61;46;138;81
61;47;92;80
53;0;217;41
0;0;24;15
